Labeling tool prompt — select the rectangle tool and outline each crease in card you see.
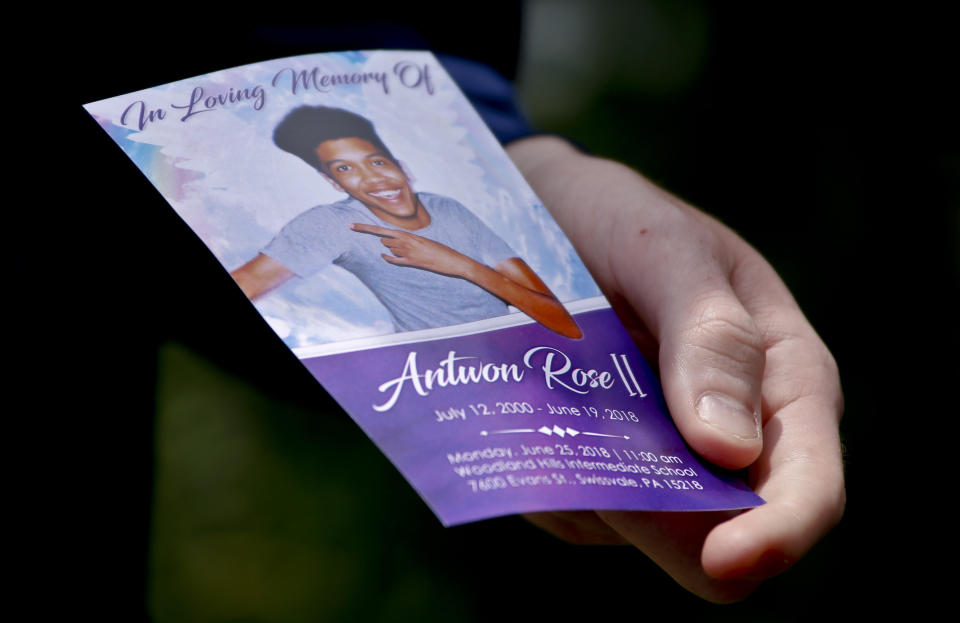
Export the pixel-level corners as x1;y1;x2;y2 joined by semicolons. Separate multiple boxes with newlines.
84;50;763;526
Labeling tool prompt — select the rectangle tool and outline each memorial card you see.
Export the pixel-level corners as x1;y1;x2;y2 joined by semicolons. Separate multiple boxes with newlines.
84;50;763;525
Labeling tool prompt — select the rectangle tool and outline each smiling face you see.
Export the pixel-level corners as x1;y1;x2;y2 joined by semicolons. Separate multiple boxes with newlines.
316;137;427;228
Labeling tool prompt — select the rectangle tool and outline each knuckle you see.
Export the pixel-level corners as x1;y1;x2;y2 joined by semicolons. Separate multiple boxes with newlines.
764;329;844;419
824;480;847;528
815;348;844;418
788;464;846;536
680;297;765;373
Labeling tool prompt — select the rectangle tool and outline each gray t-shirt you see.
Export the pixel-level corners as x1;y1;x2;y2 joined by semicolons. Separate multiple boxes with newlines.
263;192;517;331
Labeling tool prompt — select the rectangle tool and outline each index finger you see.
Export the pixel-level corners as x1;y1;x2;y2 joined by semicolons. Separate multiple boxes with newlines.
351;223;399;237
701;373;844;581
702;233;845;580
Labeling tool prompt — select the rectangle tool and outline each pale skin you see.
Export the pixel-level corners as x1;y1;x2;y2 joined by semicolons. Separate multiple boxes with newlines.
507;136;845;603
230;137;582;339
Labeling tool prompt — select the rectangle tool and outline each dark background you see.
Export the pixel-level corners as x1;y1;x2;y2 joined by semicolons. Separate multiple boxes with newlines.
48;3;956;620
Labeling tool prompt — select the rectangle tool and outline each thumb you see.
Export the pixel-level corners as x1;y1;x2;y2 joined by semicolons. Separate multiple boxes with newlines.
611;210;766;469
659;291;765;469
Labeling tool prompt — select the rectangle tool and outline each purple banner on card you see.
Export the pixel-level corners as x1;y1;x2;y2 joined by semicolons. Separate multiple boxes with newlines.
304;307;763;526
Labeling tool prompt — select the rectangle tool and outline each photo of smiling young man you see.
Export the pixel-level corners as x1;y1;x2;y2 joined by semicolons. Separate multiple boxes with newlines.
230;106;582;339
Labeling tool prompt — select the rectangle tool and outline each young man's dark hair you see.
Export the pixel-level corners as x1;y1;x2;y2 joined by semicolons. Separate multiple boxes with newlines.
272;105;396;172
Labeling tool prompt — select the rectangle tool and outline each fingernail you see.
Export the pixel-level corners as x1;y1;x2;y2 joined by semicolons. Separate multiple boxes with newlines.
696;392;760;440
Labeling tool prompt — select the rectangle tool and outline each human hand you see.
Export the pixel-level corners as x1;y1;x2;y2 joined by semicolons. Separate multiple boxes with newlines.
351;223;473;277
507;136;845;602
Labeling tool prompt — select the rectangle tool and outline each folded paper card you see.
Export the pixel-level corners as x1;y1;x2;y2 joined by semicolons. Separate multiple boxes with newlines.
84;50;763;525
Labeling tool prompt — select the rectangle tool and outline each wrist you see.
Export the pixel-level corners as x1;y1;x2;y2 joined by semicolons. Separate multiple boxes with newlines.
507;135;583;179
449;251;480;281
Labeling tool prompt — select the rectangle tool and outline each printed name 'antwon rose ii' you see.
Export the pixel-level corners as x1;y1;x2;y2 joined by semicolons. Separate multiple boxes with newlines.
373;347;647;412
